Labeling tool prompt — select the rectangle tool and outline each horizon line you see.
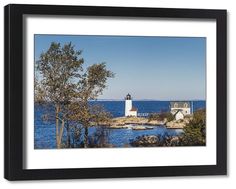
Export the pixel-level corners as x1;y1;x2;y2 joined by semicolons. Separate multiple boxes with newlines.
93;99;206;101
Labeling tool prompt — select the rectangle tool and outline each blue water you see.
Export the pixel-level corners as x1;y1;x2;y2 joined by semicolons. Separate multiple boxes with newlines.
89;126;183;147
34;100;205;149
90;100;205;117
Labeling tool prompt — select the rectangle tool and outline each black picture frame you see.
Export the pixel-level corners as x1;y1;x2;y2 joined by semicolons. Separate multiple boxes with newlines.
4;4;227;181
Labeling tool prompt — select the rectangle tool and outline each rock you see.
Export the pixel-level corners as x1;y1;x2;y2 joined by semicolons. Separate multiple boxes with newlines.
170;136;180;145
97;116;168;128
130;135;160;147
166;120;185;129
147;120;164;125
132;126;154;130
109;125;128;129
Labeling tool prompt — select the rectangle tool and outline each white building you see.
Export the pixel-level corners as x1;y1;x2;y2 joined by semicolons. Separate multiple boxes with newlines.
170;101;192;120
125;94;137;117
174;110;185;120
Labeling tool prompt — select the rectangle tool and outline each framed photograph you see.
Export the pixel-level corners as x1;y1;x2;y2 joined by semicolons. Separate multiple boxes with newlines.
4;4;227;180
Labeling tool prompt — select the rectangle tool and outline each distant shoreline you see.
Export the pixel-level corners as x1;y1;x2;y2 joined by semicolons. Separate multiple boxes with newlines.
91;99;206;102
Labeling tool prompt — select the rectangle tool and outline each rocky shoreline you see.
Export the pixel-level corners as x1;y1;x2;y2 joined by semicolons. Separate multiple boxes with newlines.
91;116;191;129
130;135;181;147
165;117;191;129
111;116;165;126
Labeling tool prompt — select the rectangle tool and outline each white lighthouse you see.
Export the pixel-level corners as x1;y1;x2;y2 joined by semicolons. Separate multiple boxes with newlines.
125;93;137;117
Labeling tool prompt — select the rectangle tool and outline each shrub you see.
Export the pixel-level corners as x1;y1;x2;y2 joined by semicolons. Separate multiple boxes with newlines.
180;109;206;146
148;112;174;122
130;134;181;147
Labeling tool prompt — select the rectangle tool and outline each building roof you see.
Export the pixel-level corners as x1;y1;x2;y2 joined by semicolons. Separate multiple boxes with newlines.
174;109;184;116
170;101;191;108
130;107;137;111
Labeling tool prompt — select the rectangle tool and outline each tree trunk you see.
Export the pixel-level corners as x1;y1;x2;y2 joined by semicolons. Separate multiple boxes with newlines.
84;125;89;148
66;121;71;148
58;119;65;148
55;105;60;148
55;104;66;149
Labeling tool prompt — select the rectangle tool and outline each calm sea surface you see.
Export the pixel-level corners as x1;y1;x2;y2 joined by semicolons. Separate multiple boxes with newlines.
34;100;205;149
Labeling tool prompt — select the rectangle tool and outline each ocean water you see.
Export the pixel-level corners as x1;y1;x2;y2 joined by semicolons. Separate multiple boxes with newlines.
90;100;205;117
34;100;205;149
88;125;183;147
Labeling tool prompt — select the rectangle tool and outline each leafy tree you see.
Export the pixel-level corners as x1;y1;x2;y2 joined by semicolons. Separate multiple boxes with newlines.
69;63;114;147
67;102;113;148
180;109;206;146
35;42;114;148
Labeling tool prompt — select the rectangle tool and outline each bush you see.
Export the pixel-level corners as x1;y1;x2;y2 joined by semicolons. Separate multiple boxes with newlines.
130;134;181;147
148;112;174;122
164;112;175;122
180;109;206;146
148;113;161;121
87;127;113;148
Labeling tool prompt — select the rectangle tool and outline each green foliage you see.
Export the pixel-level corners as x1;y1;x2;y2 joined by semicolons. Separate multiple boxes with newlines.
148;113;160;121
36;42;84;104
148;112;174;122
131;109;206;147
77;63;114;100
180;109;206;146
165;112;175;122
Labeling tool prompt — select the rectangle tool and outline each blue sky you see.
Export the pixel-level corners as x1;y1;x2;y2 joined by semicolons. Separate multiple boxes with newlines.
35;35;206;100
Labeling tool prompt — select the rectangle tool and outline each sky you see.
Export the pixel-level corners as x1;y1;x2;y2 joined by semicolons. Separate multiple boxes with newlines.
35;35;206;100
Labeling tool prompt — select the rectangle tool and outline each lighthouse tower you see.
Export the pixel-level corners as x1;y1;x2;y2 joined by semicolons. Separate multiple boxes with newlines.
125;93;137;117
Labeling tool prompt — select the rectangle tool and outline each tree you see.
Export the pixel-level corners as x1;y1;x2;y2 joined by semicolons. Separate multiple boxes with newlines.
180;109;206;146
70;63;114;147
35;42;114;148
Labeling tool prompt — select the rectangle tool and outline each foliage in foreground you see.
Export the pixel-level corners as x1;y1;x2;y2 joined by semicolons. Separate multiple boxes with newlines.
130;134;180;147
35;42;114;148
131;109;206;147
180;109;206;146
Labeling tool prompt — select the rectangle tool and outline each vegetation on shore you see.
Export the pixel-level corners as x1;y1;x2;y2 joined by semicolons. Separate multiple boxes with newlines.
95;112;188;129
91;112;176;128
148;112;174;122
130;109;206;147
181;109;206;146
